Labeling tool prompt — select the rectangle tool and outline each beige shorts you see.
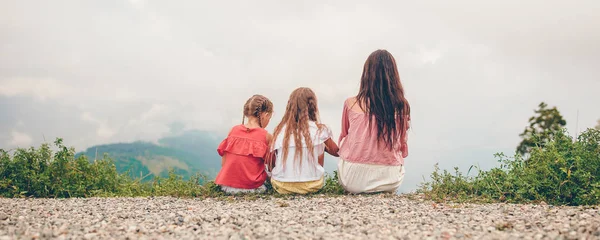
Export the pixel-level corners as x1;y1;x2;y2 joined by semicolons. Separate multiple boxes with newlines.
271;177;324;194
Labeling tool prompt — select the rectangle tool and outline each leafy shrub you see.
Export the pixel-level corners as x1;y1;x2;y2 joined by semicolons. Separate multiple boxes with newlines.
0;138;347;198
419;128;600;205
319;171;345;195
0;138;219;198
0;138;123;197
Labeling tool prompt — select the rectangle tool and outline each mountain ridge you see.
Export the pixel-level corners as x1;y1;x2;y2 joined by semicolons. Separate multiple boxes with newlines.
77;130;223;181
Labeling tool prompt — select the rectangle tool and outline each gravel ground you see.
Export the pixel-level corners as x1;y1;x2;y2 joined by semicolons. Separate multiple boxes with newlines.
1;195;599;240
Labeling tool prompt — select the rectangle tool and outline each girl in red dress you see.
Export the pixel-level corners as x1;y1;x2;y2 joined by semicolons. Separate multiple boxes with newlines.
215;95;274;194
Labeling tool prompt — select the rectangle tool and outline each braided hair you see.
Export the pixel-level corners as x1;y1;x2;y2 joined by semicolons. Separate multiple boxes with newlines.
242;95;274;129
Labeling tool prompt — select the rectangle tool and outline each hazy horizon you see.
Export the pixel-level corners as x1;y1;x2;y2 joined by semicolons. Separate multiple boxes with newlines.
2;0;600;192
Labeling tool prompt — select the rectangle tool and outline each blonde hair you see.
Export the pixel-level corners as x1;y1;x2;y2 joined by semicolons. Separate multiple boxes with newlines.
270;87;323;171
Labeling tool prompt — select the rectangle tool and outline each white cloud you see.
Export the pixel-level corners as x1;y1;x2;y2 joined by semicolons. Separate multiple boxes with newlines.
96;125;116;139
80;112;115;139
113;88;140;102
0;78;72;101
8;131;33;147
81;112;97;124
128;0;145;8
203;49;215;58
141;104;166;121
419;48;442;65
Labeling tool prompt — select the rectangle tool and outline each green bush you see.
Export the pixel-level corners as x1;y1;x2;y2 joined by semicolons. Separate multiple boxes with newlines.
419;128;600;205
319;170;345;195
0;138;121;197
0;138;222;198
0;138;346;198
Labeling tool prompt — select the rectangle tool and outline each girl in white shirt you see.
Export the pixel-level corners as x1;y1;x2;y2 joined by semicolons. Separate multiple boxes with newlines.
268;87;339;194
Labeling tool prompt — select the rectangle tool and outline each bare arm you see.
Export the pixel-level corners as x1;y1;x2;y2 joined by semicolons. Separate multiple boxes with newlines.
324;138;339;157
266;150;276;171
265;133;276;171
318;153;324;167
400;117;410;158
339;99;350;144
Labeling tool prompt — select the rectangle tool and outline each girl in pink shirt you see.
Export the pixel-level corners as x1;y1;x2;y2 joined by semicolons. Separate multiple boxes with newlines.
337;49;411;194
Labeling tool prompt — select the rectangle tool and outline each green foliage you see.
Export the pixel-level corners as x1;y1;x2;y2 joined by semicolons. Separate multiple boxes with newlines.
420;128;600;206
0;138;346;198
0;139;222;198
148;171;210;198
517;102;567;155
1;138;116;197
318;171;345;195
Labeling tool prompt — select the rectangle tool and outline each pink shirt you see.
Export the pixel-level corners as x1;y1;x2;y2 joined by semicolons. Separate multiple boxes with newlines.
338;99;409;166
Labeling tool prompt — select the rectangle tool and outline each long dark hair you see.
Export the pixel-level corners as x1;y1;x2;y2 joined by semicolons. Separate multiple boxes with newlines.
356;49;410;150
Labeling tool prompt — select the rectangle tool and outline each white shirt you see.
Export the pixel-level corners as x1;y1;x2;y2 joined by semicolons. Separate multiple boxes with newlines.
271;122;332;182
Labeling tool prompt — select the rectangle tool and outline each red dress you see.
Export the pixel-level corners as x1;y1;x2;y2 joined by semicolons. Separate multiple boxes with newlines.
215;125;268;189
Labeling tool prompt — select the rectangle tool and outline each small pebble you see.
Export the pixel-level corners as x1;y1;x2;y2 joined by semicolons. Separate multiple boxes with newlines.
83;233;97;240
0;195;597;239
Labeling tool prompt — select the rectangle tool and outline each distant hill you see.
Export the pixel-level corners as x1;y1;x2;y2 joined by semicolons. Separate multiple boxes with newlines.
77;130;223;181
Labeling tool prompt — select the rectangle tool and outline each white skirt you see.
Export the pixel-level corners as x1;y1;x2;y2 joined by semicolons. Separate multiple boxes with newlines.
337;158;405;194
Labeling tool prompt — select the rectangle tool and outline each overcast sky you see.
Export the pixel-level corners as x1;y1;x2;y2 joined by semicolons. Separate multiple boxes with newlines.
1;0;599;192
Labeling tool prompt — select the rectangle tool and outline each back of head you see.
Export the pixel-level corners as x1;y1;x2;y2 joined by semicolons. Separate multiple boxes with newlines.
357;49;410;150
272;87;320;170
242;94;273;128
